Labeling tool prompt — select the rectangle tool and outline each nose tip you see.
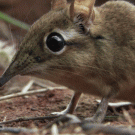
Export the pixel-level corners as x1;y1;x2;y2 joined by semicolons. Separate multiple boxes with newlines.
0;76;6;87
0;73;14;87
0;77;4;87
0;76;9;87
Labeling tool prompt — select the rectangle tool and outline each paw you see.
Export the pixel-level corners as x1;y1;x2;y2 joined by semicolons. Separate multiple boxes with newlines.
51;110;68;116
84;117;95;123
55;114;81;124
83;116;103;123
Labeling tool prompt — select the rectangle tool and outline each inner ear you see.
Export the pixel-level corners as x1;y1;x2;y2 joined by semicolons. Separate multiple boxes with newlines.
69;0;96;32
78;23;85;32
74;13;88;33
75;13;86;22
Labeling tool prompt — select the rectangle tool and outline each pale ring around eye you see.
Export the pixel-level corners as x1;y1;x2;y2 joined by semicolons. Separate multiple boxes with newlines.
44;32;67;55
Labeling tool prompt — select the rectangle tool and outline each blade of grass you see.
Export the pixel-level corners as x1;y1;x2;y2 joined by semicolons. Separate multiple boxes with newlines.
0;11;30;30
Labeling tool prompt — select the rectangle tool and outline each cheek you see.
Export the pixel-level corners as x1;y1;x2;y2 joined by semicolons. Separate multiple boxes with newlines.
32;64;48;72
21;63;47;75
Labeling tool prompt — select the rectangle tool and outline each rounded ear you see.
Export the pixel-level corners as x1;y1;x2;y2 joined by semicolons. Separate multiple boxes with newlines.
69;0;96;27
51;0;67;10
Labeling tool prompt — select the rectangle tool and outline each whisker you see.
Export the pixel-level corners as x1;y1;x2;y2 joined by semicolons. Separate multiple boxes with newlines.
46;67;86;78
45;65;118;82
34;64;87;79
47;68;84;77
47;64;112;74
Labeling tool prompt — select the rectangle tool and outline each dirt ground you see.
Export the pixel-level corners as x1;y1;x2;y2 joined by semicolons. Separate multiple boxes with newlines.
0;74;135;134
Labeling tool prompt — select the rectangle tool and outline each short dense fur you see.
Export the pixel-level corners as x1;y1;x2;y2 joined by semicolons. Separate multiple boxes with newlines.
1;0;135;107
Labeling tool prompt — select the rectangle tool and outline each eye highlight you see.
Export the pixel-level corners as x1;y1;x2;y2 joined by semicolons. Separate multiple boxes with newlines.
45;32;66;55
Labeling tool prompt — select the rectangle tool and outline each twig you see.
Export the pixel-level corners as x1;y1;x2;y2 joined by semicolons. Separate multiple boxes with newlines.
51;124;59;135
0;116;58;125
0;86;66;101
21;80;34;93
96;100;135;108
0;127;37;134
43;114;135;135
81;123;135;135
45;114;81;129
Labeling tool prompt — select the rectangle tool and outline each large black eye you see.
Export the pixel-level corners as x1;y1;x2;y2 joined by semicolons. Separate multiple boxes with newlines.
46;32;65;52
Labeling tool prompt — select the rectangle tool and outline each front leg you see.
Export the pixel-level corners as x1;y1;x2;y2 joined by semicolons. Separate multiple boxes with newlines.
84;96;109;123
52;92;82;115
84;82;119;123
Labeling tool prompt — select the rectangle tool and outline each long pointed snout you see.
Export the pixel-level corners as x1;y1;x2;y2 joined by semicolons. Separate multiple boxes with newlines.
0;72;14;87
0;61;18;87
0;51;34;87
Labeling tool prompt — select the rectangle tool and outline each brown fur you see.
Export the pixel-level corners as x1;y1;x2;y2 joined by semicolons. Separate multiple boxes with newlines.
1;0;135;102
